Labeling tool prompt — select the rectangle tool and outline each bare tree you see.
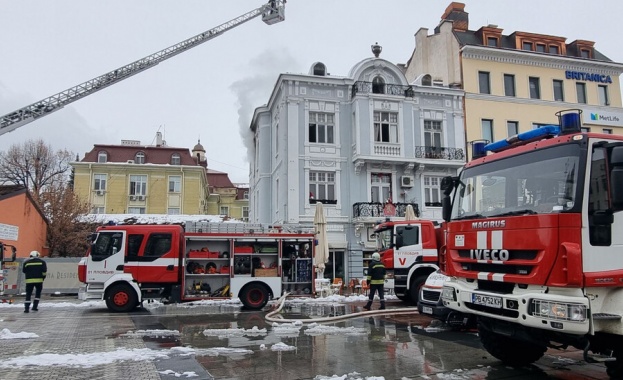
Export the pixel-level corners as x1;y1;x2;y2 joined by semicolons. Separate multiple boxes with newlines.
0;139;73;201
40;180;97;257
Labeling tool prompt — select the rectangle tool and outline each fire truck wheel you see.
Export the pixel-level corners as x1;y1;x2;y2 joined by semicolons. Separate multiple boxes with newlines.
478;321;546;367
606;350;623;379
408;275;428;305
240;284;269;310
105;284;138;312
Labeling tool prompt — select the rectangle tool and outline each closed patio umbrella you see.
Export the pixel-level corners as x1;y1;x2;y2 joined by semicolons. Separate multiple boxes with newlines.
313;202;329;278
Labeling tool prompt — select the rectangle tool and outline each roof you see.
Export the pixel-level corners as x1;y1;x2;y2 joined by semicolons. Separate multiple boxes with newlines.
207;170;235;188
81;144;199;165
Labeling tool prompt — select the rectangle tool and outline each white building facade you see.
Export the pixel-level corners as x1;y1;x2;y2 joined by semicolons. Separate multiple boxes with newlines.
249;46;465;283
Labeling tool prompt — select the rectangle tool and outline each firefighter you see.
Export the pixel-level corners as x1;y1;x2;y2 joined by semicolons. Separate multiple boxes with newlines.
363;252;386;311
23;250;47;313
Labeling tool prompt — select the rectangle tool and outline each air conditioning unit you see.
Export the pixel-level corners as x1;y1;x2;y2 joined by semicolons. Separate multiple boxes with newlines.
401;176;414;188
127;160;134;164
96;190;104;196
137;195;145;201
129;195;137;201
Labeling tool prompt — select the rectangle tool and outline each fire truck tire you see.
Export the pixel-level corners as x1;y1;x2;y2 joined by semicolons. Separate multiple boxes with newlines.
408;275;428;305
605;350;623;379
240;284;269;310
478;322;546;367
105;284;138;313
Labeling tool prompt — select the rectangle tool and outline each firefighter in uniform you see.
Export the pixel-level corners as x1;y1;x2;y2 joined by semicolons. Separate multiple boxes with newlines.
363;252;386;311
23;250;47;313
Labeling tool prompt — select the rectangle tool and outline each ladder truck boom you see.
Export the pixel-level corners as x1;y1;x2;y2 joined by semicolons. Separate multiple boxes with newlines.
0;0;285;137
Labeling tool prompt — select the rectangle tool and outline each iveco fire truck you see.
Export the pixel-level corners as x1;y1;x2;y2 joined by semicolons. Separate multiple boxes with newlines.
439;110;623;378
373;219;441;304
78;222;316;312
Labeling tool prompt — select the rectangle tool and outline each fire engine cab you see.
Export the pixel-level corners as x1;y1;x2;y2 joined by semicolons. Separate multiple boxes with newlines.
440;109;623;378
78;222;315;312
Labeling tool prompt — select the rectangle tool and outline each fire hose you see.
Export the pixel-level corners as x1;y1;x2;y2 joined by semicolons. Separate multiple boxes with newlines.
264;292;419;324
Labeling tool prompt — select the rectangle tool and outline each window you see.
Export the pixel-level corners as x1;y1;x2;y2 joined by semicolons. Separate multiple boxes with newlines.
91;206;105;214
309;112;335;144
424;120;442;156
478;71;490;94
536;44;546;53
373;111;398;143
167;208;180;215
97;151;107;163
171;153;181;165
219;206;229;216
603;129;613;135
487;37;498;47
504;74;516;96
522;41;533;51
529;77;541;99
507;121;518;137
243;191;249;200
127;234;144;259
553;80;564;101
424;176;442;207
144;233;172;258
549;45;560;54
242;206;249;222
576;82;587;104
598;85;609;106
135;152;145;164
370;173;391;203
481;119;494;142
129;175;147;196
94;174;107;191
168;175;181;193
127;207;146;214
581;49;591;58
275;123;279;153
372;76;385;94
309;171;336;203
313;63;326;76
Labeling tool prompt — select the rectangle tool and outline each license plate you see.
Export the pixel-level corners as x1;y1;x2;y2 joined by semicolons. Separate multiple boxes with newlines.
422;306;433;314
472;293;502;308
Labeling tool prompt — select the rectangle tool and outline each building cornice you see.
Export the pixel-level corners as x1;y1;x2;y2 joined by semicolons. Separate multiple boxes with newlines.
461;45;623;75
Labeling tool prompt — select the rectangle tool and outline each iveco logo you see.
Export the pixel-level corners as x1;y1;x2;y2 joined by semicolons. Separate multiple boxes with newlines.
472;220;506;229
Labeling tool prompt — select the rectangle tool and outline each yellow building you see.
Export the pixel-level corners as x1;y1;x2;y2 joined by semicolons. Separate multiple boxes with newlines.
72;135;209;215
206;169;249;221
404;2;623;159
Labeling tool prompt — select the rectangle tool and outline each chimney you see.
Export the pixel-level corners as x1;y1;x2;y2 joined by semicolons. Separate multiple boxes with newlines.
441;2;468;31
156;132;163;147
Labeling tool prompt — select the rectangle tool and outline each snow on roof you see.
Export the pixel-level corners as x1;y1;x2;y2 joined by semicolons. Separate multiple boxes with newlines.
81;214;239;225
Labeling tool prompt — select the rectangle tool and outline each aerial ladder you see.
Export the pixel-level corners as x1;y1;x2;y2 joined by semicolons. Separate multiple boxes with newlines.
0;1;285;137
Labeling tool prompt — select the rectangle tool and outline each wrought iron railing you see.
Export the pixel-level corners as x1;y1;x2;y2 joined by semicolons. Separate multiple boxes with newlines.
351;81;415;98
414;146;465;161
352;202;420;218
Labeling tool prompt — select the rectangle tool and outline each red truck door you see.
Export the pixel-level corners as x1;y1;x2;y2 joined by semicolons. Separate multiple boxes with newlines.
125;230;180;284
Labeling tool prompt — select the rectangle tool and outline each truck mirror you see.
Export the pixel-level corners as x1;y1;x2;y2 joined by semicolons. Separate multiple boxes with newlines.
441;176;455;196
10;246;16;262
592;210;614;226
442;196;452;222
611;146;623;209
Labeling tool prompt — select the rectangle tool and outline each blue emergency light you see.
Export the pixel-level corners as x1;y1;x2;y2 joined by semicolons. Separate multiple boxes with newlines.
471;140;489;160
557;109;583;135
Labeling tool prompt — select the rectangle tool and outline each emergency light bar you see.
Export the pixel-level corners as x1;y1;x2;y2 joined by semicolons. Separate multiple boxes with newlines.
471;109;583;159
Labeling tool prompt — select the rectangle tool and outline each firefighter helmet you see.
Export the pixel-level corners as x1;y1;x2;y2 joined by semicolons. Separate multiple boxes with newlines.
29;250;41;258
372;252;381;261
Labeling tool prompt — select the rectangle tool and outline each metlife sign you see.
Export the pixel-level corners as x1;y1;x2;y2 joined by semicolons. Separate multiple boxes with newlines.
583;110;623;127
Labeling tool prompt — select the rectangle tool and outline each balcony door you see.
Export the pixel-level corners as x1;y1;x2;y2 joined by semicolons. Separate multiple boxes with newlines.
371;173;392;203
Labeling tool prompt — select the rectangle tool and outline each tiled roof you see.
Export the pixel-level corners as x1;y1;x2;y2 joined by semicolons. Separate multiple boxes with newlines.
207;171;234;188
81;144;199;165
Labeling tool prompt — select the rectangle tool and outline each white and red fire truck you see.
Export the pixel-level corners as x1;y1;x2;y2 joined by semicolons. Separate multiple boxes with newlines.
373;219;442;304
78;222;316;312
439;109;623;378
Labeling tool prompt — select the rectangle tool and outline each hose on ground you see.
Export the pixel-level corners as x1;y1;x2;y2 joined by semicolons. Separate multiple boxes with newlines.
265;292;419;324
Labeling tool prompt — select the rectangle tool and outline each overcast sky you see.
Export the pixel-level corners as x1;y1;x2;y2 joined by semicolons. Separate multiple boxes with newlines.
1;1;621;183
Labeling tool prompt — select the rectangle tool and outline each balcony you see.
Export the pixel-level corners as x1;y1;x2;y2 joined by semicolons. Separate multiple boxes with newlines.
415;146;465;161
351;81;415;98
353;202;420;218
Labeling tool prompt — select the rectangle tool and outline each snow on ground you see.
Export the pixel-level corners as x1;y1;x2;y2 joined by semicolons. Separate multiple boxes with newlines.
0;328;39;339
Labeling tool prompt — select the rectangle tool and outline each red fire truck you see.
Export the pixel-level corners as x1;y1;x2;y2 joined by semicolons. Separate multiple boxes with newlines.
373;219;442;304
78;222;316;312
439;110;623;378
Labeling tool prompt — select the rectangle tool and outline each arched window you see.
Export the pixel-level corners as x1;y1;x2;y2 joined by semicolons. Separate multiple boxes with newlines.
313;63;326;76
135;152;145;164
171;153;181;165
372;76;385;94
97;151;108;163
422;74;432;86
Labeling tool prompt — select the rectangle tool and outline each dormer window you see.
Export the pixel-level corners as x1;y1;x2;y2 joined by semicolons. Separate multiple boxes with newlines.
171;153;181;165
135;152;145;164
581;49;591;58
422;74;432;86
313;62;326;76
487;37;498;47
372;76;385;94
97;151;108;163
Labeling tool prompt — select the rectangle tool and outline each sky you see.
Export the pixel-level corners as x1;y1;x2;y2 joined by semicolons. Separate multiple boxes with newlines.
1;1;622;183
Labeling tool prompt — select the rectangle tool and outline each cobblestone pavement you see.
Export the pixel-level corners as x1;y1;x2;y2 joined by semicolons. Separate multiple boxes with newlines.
0;296;613;380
